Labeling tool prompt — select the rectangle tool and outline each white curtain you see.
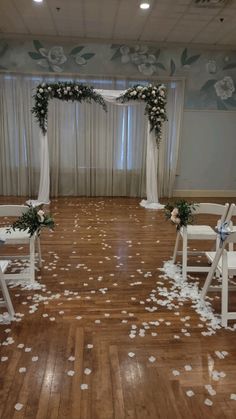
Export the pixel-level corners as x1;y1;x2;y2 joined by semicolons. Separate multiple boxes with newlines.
47;96;147;197
0;75;41;196
158;81;185;198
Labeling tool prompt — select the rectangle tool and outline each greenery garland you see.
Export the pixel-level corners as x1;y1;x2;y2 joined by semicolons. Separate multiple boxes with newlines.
117;83;167;146
32;82;107;135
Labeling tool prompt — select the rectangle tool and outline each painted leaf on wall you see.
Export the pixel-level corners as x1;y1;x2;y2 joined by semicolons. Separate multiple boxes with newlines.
70;46;84;55
156;62;166;70
185;54;201;65
181;48;200;66
111;49;122;61
28;52;42;60
0;43;8;58
170;59;176;76
81;53;95;60
181;48;188;66
33;40;44;52
200;79;217;91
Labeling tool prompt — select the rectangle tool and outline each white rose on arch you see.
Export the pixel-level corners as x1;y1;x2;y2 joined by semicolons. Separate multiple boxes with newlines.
214;76;235;100
38;46;67;72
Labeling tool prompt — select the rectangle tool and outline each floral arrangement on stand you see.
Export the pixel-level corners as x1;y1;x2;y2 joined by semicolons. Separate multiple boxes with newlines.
117;84;167;146
164;200;197;230
9;205;55;237
32;82;107;135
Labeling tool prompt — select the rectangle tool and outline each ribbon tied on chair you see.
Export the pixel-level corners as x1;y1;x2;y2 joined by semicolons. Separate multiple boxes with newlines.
215;221;232;247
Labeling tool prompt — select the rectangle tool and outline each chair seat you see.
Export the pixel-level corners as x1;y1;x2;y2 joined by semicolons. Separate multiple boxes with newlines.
206;251;236;274
0;227;30;242
181;225;217;239
0;261;10;274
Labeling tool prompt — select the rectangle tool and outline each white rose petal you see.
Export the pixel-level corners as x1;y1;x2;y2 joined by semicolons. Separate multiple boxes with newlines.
68;356;75;362
19;367;27;373
32;356;39;362
81;383;88;390
148;356;156;363
67;370;75;376
15;403;24;411
172;370;180;376
1;357;8;362
84;368;92;375
128;352;135;358
25;347;32;352
186;390;194;397
230;394;236;400
204;398;213;406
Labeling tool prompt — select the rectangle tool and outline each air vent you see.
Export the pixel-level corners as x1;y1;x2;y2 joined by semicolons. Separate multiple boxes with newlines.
193;0;227;6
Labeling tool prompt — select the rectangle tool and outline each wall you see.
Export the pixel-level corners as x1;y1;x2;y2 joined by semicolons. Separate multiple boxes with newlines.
0;37;236;195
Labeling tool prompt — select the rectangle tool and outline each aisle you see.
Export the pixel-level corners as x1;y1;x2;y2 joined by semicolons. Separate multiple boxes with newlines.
0;197;235;419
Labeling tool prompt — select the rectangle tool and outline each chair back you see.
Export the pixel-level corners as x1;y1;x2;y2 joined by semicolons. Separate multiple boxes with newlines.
194;203;229;224
225;203;236;224
0;205;28;217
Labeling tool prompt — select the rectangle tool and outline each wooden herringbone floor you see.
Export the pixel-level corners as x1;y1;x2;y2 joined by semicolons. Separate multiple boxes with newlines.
0;196;236;419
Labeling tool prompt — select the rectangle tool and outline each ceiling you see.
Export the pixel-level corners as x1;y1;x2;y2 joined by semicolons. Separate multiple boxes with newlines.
1;0;236;48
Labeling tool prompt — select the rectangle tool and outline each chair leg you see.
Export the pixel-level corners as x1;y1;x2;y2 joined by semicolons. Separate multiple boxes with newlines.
201;246;222;299
182;231;187;280
37;236;42;268
173;231;180;264
29;238;35;283
0;279;15;319
221;251;228;328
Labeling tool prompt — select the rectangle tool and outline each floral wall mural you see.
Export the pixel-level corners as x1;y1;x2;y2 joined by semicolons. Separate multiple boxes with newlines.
0;38;236;111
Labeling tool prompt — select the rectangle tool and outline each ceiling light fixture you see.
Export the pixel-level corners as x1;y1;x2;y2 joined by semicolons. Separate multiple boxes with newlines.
140;2;150;10
33;0;43;3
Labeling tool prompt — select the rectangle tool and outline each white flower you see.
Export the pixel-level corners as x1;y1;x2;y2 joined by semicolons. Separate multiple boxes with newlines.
171;208;179;216
39;88;44;93
38;46;67;72
141;95;146;99
137;85;143;90
170;215;181;225
67;86;71;91
37;209;45;222
132;91;137;96
214;76;235;100
40;110;44;114
48;86;52;91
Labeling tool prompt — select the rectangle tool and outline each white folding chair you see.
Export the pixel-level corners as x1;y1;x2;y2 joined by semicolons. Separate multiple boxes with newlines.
201;232;236;327
0;205;41;284
173;203;229;280
0;260;15;320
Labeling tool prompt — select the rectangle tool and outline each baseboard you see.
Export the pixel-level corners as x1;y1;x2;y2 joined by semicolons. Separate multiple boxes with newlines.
173;189;236;198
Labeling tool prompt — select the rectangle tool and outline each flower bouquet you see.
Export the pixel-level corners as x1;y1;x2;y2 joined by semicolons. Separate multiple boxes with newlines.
164;200;197;230
10;205;54;237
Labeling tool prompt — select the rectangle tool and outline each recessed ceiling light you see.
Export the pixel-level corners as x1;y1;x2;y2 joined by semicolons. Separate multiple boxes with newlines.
140;2;150;9
33;0;43;3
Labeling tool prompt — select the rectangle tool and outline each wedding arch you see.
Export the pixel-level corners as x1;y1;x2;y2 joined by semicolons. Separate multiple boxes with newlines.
31;81;167;208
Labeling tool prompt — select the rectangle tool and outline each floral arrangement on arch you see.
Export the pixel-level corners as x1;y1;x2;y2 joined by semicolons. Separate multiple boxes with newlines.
9;205;55;237
32;82;107;135
117;84;167;146
164;200;197;230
